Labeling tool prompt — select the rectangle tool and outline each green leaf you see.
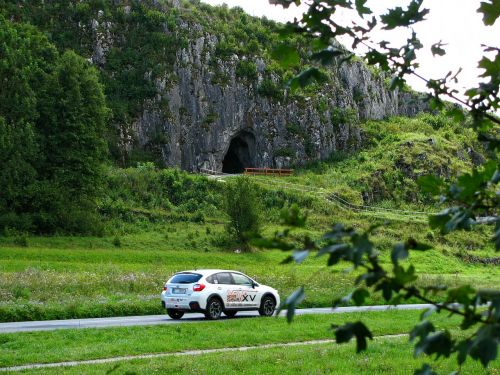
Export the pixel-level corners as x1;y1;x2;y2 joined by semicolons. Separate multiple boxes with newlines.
272;44;300;69
478;52;500;81
375;279;393;301
292;249;310;264
333;321;373;352
429;207;475;234
446;285;476;305
414;331;453;358
352;288;370;306
356;270;385;287
393;264;418;285
430;41;446;57
317;243;350;257
278;286;305;323
390;76;405;90
446;106;466;122
355;0;372;18
470;331;498;367
414;364;437;375
417;175;444;195
288;68;327;91
268;0;301;9
380;0;430;30
410;320;435;342
311;46;345;65
365;50;390;71
391;242;408;264
351;233;374;266
478;0;500;25
456;339;473;365
420;306;437;320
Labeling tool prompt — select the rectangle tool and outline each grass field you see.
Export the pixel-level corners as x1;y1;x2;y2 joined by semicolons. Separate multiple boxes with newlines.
0;215;497;322
0;115;497;322
1;310;498;373
15;339;498;375
0;310;472;366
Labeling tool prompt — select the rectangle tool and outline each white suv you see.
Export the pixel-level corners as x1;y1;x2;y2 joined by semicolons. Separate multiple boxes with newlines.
160;269;280;320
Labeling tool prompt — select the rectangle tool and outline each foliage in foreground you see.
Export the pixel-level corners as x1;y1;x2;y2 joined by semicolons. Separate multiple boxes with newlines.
265;0;499;372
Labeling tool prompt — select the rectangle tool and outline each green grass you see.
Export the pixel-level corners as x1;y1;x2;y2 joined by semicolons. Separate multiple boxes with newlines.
17;338;498;375
0;223;497;321
0;114;496;322
278;113;483;208
0;213;497;322
0;310;467;367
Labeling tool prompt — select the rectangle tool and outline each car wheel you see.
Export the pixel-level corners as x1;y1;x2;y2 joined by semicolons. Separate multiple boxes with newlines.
167;309;184;320
205;298;223;320
259;295;276;317
224;310;237;318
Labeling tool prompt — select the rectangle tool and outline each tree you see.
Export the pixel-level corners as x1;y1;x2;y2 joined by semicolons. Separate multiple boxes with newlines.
259;0;499;372
0;16;108;234
224;176;262;247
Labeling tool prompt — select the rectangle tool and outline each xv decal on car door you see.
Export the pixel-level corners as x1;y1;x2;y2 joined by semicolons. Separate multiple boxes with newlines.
231;273;259;308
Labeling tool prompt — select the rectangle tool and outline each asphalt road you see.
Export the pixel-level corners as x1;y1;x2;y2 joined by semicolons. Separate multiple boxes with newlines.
0;304;433;333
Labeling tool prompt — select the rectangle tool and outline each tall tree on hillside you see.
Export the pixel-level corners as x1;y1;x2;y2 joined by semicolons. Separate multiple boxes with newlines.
0;16;108;234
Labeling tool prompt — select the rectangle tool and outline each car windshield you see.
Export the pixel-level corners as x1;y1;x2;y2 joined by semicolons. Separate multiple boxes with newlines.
170;273;202;284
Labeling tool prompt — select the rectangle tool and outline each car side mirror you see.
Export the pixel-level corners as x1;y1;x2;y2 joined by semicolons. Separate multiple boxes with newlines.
251;282;257;289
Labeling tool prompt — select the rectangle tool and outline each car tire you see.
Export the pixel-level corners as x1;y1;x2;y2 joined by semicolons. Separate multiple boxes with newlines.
205;298;223;320
259;295;276;317
224;310;237;318
167;309;184;320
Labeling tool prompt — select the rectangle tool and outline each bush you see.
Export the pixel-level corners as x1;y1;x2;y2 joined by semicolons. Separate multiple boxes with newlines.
257;78;283;100
236;60;258;80
223;177;262;247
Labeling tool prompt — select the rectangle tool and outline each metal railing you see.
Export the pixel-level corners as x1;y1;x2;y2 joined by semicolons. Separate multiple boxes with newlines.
244;168;294;176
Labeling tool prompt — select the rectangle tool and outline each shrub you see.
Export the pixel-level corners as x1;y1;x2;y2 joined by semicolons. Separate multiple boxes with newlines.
113;236;121;247
257;78;283;100
236;60;258;80
223;177;262;247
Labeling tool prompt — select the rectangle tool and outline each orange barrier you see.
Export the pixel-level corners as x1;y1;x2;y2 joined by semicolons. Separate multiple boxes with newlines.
244;168;294;176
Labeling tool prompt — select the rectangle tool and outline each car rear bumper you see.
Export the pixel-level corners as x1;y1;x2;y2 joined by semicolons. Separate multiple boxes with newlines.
161;292;205;311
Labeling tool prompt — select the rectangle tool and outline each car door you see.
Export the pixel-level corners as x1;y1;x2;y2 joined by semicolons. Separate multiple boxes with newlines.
212;272;233;308
231;272;260;309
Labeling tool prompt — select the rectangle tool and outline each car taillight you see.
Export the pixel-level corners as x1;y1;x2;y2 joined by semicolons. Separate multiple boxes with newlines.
163;285;167;291
193;283;205;292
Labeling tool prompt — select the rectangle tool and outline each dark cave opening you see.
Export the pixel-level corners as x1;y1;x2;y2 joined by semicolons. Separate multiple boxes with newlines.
222;131;255;174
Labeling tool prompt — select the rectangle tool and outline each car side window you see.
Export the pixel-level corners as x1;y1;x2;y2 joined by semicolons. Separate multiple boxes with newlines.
231;273;252;286
215;272;233;284
206;275;216;284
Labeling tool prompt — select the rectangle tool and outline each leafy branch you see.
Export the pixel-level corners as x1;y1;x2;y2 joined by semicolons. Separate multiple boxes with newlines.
266;0;500;372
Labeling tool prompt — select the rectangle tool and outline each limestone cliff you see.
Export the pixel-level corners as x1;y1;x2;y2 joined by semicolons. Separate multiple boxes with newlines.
130;29;426;172
2;0;427;172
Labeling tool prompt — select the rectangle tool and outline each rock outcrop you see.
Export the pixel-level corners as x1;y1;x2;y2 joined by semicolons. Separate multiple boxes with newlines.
131;32;426;172
5;0;428;172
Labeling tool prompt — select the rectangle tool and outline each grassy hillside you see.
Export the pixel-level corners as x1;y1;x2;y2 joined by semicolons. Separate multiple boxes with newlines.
284;113;485;207
0;114;496;322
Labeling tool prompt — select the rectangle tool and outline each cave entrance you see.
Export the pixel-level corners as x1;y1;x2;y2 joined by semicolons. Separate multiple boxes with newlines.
222;131;255;174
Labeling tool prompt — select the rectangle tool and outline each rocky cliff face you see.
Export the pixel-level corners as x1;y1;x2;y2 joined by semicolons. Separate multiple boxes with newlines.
36;0;428;172
130;31;426;172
